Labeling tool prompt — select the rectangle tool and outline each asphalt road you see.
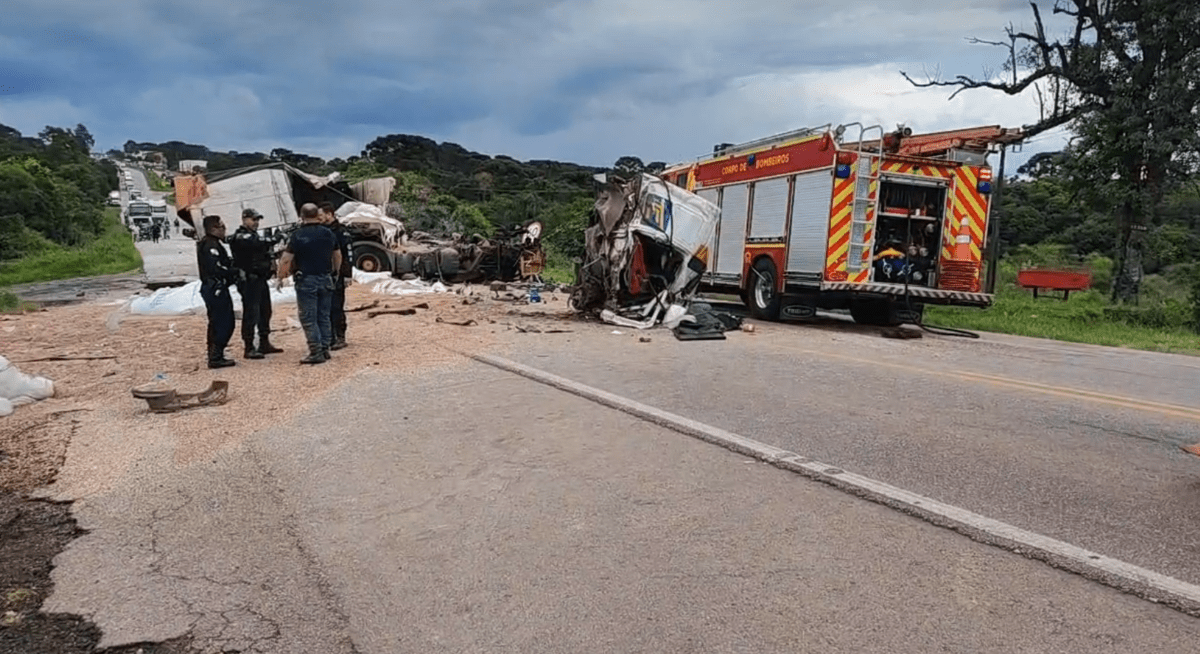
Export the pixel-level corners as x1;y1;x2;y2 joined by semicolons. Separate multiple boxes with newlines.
496;316;1200;588
29;234;1200;651
43;358;1200;652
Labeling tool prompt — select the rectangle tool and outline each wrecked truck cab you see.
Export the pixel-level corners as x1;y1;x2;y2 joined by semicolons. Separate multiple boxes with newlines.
572;173;719;329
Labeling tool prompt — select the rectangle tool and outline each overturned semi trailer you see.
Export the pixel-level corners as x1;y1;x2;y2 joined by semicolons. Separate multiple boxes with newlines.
173;164;545;283
572;173;720;329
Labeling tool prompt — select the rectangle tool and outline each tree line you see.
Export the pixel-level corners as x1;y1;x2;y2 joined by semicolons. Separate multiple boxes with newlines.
0;124;119;260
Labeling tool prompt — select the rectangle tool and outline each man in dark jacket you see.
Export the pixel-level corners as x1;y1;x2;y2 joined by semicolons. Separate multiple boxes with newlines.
229;208;283;359
278;203;341;365
196;215;238;368
319;202;353;350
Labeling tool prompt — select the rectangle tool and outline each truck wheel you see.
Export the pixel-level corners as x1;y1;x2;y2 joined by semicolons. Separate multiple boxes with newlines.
353;244;391;273
748;257;782;321
850;299;900;326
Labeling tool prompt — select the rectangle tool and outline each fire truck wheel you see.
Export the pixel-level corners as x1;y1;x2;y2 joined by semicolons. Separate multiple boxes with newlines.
748;257;782;320
353;244;392;273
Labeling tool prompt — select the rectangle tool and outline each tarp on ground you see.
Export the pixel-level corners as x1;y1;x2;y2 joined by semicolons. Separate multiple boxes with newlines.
128;279;298;316
352;268;450;295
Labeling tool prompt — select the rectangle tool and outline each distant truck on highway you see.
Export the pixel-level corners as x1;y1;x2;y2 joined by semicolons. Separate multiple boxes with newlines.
125;200;152;229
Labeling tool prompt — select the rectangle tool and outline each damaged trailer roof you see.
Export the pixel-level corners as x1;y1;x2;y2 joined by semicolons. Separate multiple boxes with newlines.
173;162;396;231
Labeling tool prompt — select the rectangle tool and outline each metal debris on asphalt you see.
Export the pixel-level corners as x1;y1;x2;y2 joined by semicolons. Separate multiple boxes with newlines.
131;380;230;413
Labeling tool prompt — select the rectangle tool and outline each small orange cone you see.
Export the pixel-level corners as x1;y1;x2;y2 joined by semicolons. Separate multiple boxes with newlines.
1182;443;1200;457
952;217;972;261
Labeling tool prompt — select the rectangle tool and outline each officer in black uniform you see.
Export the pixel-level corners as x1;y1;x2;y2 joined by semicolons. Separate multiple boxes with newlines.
319;202;353;349
196;215;238;368
229;208;284;359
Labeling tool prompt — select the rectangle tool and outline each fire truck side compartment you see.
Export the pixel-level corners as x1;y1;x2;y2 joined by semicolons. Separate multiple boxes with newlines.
873;178;949;289
748;177;789;239
714;184;748;275
787;169;835;275
696;188;719;274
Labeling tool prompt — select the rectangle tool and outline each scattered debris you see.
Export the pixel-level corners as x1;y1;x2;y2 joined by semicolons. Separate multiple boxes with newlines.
347;299;382;313
671;302;743;342
741;324;756;334
131;380;230;413
368;308;418;318
881;327;923;340
436;317;478;327
414;302;430;310
14;355;117;363
639;337;652;343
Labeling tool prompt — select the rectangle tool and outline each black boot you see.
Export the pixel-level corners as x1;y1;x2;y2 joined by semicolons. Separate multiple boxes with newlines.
330;337;347;351
208;347;236;369
259;340;284;355
244;343;264;360
300;348;326;365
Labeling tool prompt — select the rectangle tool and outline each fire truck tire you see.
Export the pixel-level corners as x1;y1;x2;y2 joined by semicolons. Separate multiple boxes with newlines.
748;257;782;321
353;244;392;273
849;299;901;326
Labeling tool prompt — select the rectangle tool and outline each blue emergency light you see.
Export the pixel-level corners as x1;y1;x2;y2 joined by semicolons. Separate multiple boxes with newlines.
835;164;852;178
977;180;993;194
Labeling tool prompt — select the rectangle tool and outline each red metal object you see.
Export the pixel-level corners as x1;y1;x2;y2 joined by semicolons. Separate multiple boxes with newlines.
1017;269;1092;300
895;125;1024;157
1182;443;1200;458
693;134;834;187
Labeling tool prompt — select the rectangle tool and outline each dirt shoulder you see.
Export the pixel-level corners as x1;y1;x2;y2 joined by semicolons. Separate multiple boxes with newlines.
0;283;572;652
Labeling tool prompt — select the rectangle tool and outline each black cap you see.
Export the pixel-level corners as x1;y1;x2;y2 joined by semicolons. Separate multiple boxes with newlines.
242;208;263;219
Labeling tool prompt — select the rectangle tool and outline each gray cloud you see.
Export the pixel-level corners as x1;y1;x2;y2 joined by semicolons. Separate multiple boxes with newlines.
0;0;1058;165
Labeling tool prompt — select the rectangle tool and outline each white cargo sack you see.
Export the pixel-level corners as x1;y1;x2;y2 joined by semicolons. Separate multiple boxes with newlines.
0;356;55;417
128;279;297;316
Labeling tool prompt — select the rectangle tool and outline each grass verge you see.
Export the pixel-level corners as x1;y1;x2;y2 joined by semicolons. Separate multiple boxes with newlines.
926;287;1200;355
146;169;173;192
0;208;142;287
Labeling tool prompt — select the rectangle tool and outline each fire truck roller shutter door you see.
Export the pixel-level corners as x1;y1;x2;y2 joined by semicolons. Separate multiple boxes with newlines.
787;170;835;274
697;188;719;276
748;177;789;239
715;183;749;275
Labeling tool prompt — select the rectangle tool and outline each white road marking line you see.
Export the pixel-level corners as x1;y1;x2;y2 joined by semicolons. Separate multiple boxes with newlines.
471;352;1200;616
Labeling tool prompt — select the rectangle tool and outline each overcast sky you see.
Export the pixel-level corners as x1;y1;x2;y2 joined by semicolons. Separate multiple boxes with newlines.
0;0;1072;171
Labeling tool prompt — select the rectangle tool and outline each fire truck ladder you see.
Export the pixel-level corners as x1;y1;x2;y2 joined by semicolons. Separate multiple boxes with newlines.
710;124;833;159
839;123;884;277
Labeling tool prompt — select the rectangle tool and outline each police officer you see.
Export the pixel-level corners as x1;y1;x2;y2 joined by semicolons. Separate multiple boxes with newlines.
278;203;341;365
318;202;353;350
196;215;238;368
229;208;284;359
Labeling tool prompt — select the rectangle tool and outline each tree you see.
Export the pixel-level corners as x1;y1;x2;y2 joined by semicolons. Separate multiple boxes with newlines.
613;155;644;176
72;124;94;153
902;0;1200;301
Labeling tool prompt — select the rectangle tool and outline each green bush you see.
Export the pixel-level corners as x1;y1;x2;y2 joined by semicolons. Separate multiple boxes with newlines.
0;208;142;286
1103;299;1191;330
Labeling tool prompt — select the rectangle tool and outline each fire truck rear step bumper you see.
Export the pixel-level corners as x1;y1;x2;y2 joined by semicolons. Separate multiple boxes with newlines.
820;282;993;306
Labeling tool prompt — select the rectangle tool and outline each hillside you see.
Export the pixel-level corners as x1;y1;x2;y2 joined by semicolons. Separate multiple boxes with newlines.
117;134;604;205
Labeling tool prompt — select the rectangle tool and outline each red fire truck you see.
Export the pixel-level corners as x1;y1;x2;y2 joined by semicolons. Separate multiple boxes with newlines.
658;123;1024;325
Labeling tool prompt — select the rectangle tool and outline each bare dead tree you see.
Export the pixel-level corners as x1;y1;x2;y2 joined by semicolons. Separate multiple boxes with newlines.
902;0;1200;302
